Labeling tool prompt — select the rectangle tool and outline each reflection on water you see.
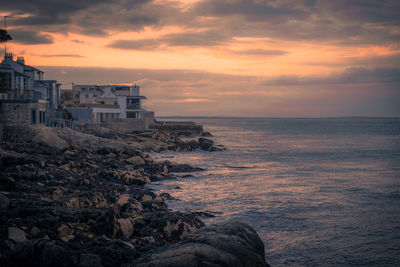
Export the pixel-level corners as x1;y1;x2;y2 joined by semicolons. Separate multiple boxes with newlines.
149;118;400;266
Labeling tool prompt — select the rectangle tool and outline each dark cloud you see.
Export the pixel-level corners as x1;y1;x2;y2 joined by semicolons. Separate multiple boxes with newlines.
2;0;399;46
109;30;231;50
9;29;53;44
2;0;164;36
194;0;308;22
264;67;400;86
190;0;400;45
108;39;163;50
163;31;230;47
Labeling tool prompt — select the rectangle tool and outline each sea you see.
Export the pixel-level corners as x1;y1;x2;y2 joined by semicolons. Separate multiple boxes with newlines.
148;117;400;266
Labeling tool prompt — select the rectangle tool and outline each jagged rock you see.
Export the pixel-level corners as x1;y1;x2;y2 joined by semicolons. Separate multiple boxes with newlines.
0;193;10;210
123;172;150;186
32;130;69;153
116;194;130;206
1;239;78;267
201;131;213;137
126;156;145;166
131;221;269;267
198;137;215;151
120;199;143;216
94;209;119;238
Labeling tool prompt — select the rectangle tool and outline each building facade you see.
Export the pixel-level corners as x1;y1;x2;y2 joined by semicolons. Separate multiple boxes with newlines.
0;53;61;126
69;84;150;123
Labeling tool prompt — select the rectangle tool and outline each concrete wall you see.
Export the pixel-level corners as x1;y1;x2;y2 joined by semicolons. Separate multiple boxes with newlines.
149;121;203;133
101;118;151;132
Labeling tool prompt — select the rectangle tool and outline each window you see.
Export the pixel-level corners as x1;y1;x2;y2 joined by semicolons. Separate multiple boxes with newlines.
85;94;89;99
81;88;87;91
127;112;137;118
31;109;36;125
93;94;97;97
89;88;94;92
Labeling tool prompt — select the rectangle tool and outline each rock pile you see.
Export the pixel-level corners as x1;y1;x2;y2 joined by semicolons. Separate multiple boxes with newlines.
0;125;268;266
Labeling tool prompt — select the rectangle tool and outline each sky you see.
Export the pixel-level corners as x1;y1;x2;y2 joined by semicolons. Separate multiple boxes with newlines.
1;0;399;117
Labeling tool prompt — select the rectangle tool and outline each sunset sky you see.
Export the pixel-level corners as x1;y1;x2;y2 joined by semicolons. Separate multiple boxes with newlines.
1;0;399;117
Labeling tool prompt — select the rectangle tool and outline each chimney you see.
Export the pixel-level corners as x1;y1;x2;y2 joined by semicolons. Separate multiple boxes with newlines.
17;56;25;65
3;52;13;64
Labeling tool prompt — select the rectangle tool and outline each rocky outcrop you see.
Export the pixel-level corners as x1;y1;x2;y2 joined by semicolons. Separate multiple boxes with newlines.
131;221;269;267
0;124;268;267
32;128;69;153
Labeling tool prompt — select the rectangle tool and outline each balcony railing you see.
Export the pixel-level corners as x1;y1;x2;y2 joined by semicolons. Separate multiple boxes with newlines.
126;104;141;110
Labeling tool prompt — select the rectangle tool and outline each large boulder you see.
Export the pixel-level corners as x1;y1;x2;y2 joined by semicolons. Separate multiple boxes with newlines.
32;129;68;153
1;239;78;267
131;221;270;267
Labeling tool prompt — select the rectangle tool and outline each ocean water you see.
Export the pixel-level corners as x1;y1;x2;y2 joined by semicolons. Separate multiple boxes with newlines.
149;118;400;266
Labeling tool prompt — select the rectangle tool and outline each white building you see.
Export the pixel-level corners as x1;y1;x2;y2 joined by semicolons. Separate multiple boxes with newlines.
69;84;150;123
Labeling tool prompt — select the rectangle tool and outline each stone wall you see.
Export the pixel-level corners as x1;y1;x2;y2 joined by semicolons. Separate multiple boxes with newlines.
0;100;46;127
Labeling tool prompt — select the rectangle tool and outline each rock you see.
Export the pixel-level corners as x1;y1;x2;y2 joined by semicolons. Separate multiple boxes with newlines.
0;193;10;210
2;239;78;266
30;227;41;237
123;172;150;186
198;137;215;151
141;194;153;202
117;218;134;238
8;227;27;243
58;225;74;242
126;156;145;166
201;131;213;137
32;129;69;153
116;194;130;206
98;240;138;267
79;253;103;267
94;209;119;238
131;221;269;267
66;197;80;208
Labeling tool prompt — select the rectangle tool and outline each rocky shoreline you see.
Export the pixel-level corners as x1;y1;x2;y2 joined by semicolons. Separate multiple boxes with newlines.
0;124;269;266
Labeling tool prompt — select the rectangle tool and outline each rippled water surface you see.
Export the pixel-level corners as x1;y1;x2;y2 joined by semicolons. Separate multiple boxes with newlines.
149;118;400;266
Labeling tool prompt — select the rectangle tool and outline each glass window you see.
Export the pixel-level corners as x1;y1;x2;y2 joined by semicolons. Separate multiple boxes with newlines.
85;94;89;98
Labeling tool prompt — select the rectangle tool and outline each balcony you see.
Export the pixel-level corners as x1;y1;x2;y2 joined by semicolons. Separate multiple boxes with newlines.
126;103;141;110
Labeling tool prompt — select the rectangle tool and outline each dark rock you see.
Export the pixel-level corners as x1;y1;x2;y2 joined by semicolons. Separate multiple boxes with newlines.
79;253;103;267
0;193;10;210
98;240;138;267
8;227;27;243
131;221;270;267
201;131;213;137
1;239;78;267
94;208;119;238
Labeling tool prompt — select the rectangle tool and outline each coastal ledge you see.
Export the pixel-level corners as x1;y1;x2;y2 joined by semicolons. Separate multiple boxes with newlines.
0;124;269;266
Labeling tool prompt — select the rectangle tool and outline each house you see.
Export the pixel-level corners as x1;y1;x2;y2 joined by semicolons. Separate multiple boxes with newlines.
69;84;150;122
66;83;154;131
0;53;61;126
